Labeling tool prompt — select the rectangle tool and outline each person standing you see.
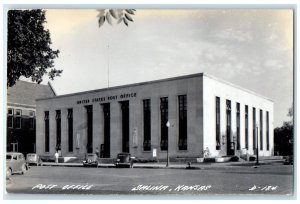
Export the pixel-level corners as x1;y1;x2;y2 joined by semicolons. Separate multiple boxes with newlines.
95;147;100;158
54;151;59;163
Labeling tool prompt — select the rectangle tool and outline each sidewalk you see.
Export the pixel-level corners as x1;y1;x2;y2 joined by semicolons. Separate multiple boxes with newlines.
40;159;285;169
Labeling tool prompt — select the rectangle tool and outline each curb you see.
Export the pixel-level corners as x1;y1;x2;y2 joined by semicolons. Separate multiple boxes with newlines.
40;163;202;169
41;163;115;168
132;165;201;170
39;160;285;169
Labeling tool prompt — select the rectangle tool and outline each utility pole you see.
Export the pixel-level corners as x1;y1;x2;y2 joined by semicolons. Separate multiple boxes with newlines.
166;121;170;167
107;44;110;88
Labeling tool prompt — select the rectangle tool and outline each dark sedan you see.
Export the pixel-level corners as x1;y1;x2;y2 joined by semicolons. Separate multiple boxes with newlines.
115;153;133;168
83;153;98;167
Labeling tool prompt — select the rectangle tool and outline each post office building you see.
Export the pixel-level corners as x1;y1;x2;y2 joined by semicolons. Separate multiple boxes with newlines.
36;73;274;159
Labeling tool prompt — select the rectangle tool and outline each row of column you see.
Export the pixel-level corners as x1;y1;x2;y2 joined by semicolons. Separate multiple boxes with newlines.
42;94;201;158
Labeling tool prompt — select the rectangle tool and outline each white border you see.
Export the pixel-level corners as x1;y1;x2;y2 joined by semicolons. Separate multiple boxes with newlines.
1;0;299;203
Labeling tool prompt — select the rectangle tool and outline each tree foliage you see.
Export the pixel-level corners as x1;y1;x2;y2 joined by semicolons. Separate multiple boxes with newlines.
274;106;293;156
97;9;136;28
7;9;62;87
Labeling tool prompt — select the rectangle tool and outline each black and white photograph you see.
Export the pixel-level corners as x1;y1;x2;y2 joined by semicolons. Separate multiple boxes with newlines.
2;1;296;200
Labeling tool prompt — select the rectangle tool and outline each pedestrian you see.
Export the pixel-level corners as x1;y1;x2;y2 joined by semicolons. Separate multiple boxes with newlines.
203;147;210;158
95;147;100;158
54;151;59;163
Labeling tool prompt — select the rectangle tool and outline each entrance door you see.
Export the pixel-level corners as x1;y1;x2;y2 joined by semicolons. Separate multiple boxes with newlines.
226;129;235;156
120;101;129;153
102;103;110;158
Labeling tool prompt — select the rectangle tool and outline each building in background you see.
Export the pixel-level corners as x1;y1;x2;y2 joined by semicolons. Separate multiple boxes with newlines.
36;73;274;159
7;80;56;154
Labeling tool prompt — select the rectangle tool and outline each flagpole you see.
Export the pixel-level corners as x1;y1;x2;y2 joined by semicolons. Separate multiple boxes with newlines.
107;43;110;88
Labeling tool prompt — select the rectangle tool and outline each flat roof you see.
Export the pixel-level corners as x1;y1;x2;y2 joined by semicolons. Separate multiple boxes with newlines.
36;73;273;102
203;74;273;102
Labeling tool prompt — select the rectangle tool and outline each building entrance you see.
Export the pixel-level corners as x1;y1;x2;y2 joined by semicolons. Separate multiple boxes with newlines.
120;101;129;153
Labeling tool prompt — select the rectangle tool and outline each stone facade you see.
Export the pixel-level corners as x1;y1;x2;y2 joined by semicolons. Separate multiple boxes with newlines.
202;75;274;158
36;73;274;159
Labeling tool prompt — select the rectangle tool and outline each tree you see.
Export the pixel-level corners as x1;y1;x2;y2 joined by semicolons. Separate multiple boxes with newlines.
7;9;62;87
97;9;136;28
274;106;293;156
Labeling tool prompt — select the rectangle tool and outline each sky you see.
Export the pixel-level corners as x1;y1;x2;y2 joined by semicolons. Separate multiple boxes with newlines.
38;9;293;128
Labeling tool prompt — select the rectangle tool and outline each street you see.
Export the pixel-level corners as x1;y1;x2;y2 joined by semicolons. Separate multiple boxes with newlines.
5;163;293;196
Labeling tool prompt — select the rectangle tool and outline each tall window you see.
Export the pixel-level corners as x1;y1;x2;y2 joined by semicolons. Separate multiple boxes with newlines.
226;100;232;155
7;108;13;128
29;111;35;129
120;101;129;153
68;109;73;152
102;103;110;158
86;105;93;153
143;99;151;151
260;110;263;150
44;111;49;152
178;95;187;150
245;105;249;150
56;110;61;151
236;103;240;150
266;111;270;151
160;97;168;151
15;109;22;129
253;107;256;150
216;97;221;150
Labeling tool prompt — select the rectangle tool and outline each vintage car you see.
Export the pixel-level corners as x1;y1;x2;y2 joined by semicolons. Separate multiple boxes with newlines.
6;152;28;178
26;153;42;166
82;153;98;167
115;153;134;168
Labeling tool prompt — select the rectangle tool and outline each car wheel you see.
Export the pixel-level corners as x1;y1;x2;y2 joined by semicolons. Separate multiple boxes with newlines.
21;164;27;175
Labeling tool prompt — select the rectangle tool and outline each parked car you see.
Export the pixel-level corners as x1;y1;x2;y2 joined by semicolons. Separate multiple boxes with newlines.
26;153;42;166
83;153;98;167
115;153;133;168
6;152;28;178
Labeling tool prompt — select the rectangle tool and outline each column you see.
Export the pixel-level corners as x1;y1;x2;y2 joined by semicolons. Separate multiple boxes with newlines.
168;95;177;156
110;102;122;158
61;109;68;156
129;99;141;157
93;104;102;154
73;106;87;156
151;97;159;157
